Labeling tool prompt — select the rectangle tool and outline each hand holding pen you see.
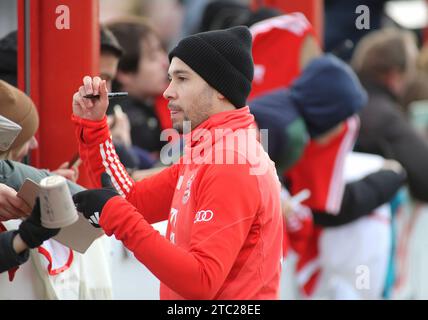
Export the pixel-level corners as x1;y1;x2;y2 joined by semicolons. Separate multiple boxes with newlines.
72;76;111;121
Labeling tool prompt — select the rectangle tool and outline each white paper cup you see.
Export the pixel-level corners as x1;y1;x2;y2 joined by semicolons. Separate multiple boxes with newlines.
39;175;78;228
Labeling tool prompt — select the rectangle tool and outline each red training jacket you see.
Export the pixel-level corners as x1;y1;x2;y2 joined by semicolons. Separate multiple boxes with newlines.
72;107;283;299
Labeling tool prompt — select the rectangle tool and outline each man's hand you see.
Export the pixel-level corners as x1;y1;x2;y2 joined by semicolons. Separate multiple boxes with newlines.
72;76;109;121
72;173;119;228
0;183;32;221
18;198;60;248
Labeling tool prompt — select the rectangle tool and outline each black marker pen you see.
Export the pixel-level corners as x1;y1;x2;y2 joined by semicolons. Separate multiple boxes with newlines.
84;92;128;99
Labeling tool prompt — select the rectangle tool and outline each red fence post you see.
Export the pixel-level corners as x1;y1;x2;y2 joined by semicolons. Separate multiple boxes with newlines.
17;0;99;187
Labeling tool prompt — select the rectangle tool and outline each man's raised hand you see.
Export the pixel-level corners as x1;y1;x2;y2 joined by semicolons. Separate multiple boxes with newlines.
72;76;109;121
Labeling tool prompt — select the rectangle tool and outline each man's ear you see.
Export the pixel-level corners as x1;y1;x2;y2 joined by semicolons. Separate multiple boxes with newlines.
216;91;226;101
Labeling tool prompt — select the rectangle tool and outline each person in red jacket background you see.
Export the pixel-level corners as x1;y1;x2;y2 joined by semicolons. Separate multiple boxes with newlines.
71;26;283;300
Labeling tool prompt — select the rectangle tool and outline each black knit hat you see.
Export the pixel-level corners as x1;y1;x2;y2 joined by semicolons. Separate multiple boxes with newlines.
169;26;254;108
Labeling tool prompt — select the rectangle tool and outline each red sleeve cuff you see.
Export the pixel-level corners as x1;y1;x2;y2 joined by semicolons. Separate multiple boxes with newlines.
99;195;128;236
71;114;110;147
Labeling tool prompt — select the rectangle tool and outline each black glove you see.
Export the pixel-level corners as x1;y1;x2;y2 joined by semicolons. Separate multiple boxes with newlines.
72;173;119;228
18;198;61;249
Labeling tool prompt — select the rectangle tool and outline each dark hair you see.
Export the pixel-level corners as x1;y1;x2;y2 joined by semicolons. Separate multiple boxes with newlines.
246;7;281;27
100;26;123;58
105;17;157;73
351;28;417;82
0;30;18;86
198;1;280;33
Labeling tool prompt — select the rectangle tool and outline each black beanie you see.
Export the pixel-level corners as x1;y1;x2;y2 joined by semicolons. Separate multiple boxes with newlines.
169;26;254;108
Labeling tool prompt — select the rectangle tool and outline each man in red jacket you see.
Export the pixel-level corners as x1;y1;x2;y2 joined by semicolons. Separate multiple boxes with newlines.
71;26;283;300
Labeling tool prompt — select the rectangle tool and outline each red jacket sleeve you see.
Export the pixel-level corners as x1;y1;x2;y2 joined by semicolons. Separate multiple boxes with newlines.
99;162;261;299
71;114;134;194
71;114;177;223
126;164;179;224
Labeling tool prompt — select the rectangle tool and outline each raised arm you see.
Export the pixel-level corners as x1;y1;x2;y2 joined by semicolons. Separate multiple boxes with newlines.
71;76;176;222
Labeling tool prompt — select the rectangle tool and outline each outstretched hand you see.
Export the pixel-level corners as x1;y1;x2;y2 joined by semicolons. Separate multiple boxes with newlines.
72;76;109;121
52;161;79;182
0;183;32;221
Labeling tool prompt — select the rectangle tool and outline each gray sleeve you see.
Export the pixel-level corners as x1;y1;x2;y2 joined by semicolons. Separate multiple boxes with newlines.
0;160;84;273
0;160;85;195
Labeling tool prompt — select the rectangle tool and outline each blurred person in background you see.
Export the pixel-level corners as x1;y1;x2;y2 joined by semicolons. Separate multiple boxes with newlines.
400;71;428;132
100;26;122;92
0;80;78;181
243;8;408;296
351;28;428;203
100;26;141;172
0;80;112;299
400;43;428;140
106;17;172;169
191;1;322;99
259;54;405;299
351;28;428;298
196;0;280;33
0;30;17;86
0;27;139;175
324;0;388;61
0;112;58;274
249;55;406;299
140;0;184;50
